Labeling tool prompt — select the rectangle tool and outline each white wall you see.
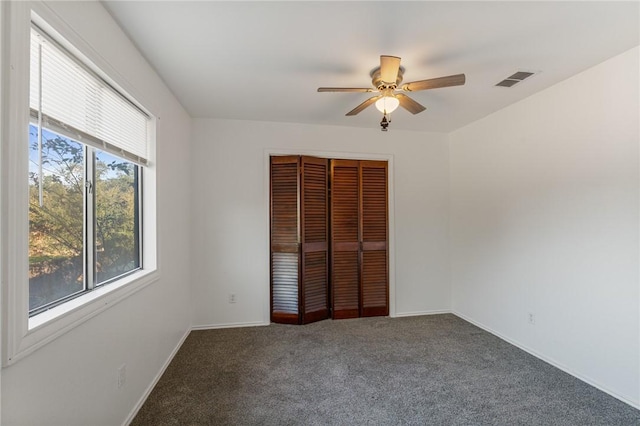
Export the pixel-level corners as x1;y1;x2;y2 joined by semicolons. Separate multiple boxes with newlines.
191;119;450;327
449;47;640;406
1;2;192;425
2;2;636;422
0;2;7;422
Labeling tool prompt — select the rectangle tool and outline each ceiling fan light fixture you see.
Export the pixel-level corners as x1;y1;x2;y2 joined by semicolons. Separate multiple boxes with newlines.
375;95;399;114
318;55;465;126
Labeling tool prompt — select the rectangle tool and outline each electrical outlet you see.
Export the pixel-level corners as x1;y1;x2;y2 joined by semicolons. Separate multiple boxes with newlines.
117;364;126;389
528;312;535;325
229;293;237;304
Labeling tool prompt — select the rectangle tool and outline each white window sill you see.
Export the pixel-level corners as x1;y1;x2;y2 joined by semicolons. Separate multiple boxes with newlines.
7;269;158;365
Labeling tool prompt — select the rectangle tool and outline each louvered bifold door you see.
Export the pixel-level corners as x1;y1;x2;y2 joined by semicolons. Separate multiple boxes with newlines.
300;156;329;324
360;161;389;316
330;160;361;319
270;156;301;324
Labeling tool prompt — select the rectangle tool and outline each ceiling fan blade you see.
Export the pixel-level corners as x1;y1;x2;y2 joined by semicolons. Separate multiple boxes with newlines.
396;93;426;115
380;55;401;84
317;87;374;93
401;73;466;92
346;95;382;116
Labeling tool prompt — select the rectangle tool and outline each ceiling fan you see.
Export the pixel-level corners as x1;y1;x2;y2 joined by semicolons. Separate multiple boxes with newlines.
318;55;465;131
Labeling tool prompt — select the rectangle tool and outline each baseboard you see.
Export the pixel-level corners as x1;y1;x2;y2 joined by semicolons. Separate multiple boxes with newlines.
191;320;269;330
452;310;640;410
122;327;192;426
394;309;451;318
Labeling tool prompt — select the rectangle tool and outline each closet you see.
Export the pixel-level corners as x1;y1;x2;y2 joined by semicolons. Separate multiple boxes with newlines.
270;156;388;324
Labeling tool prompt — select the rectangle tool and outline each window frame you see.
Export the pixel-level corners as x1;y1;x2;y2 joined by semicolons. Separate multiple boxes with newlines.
2;2;159;366
26;126;144;317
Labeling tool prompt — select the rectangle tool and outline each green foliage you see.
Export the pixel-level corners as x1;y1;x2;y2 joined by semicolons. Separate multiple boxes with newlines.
95;157;138;282
29;131;138;308
29;134;84;259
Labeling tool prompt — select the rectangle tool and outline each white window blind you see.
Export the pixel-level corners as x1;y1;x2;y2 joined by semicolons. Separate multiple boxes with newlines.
30;26;149;165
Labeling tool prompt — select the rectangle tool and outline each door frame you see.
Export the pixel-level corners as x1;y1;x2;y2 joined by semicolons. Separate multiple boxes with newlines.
263;148;396;324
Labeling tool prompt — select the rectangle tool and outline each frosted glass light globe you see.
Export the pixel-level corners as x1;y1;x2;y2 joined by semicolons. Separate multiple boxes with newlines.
375;96;400;114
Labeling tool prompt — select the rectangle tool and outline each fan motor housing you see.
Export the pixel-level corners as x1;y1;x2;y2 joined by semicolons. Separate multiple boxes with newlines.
371;66;404;90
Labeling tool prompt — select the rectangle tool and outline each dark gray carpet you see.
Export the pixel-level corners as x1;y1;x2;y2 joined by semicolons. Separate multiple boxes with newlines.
131;314;640;425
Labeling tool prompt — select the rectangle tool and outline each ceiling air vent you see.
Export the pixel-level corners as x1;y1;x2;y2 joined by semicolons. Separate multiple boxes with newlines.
496;70;536;88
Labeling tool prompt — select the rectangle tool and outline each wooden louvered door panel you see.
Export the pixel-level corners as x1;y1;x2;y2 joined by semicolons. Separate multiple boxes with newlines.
330;160;361;319
270;156;301;324
360;161;389;317
272;156;387;324
300;156;329;324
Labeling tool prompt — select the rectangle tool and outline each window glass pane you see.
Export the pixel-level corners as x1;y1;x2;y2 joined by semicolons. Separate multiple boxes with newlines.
29;125;85;312
95;150;140;284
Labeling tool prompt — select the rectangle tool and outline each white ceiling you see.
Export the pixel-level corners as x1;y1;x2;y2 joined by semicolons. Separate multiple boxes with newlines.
103;1;639;133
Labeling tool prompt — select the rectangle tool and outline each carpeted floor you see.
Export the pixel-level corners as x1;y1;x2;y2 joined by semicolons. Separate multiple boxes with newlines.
131;314;640;425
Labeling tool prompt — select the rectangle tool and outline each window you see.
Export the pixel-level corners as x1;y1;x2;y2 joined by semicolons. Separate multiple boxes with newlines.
3;5;157;365
28;24;148;316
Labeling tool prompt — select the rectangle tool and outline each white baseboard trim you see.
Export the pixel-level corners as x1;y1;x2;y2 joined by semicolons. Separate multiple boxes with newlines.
123;320;267;425
394;309;451;318
122;327;191;426
191;320;269;330
452;310;640;410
